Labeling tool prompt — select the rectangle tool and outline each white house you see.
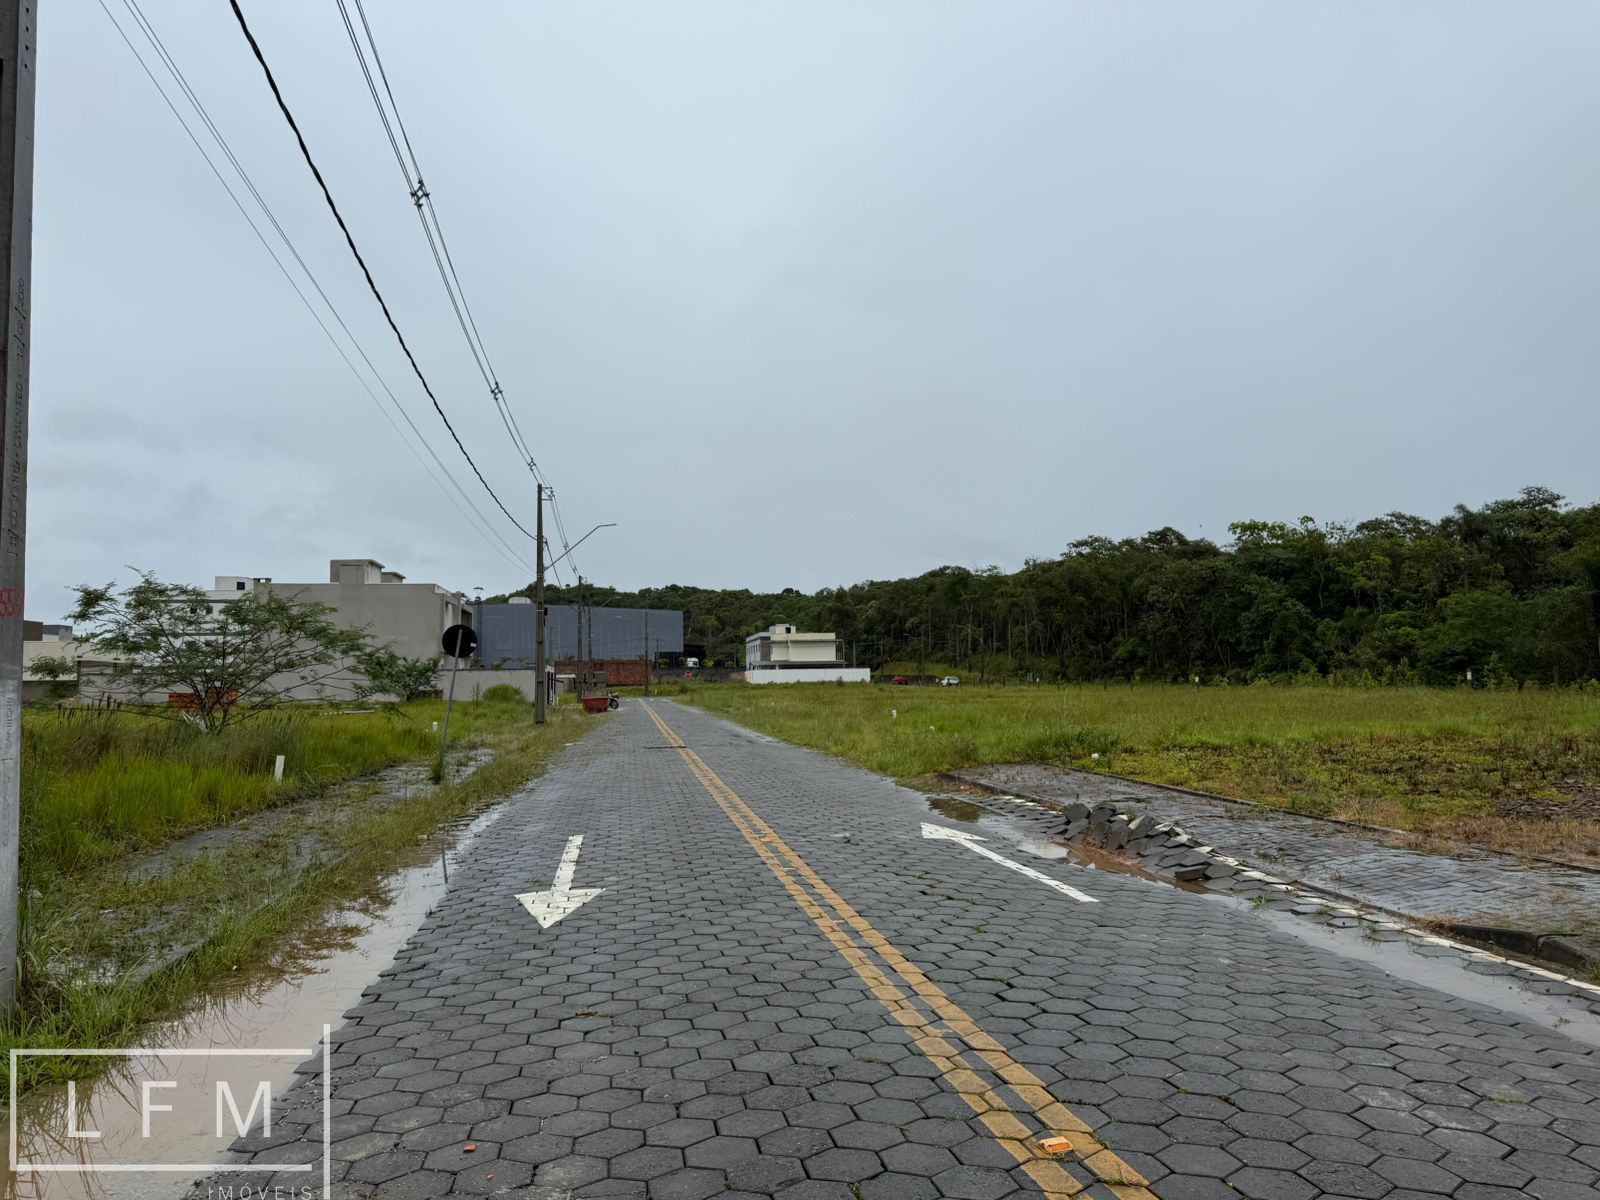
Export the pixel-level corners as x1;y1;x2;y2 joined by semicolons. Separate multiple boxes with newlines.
744;624;871;684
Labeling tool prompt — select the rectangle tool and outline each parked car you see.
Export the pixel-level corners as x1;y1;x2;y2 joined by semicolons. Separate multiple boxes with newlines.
938;676;960;686
891;676;911;685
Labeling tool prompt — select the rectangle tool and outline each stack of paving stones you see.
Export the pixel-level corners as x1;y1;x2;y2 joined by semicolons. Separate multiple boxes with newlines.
949;789;1600;1020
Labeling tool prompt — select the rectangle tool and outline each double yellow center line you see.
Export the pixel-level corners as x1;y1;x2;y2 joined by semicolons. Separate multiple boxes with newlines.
643;704;1155;1200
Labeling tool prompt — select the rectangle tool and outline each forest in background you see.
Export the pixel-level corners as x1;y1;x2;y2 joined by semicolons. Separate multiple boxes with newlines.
515;488;1600;685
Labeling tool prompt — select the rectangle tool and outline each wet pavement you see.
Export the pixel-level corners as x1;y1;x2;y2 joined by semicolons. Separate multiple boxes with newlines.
160;700;1600;1199
958;763;1600;945
7;806;511;1200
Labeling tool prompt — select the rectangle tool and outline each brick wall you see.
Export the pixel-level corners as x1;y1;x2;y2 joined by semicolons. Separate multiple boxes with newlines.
553;659;649;686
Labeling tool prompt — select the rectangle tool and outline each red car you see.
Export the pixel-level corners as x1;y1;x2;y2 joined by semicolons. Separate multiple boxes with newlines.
891;676;911;685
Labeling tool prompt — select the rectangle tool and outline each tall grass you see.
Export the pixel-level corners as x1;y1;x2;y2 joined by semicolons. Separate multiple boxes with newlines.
8;700;585;1092
21;695;530;876
685;683;1600;849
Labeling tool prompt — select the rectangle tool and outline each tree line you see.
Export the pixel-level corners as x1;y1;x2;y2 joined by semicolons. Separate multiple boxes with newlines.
524;488;1600;685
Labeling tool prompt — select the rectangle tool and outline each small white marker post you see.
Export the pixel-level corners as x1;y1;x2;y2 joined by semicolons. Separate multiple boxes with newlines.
273;755;285;783
921;823;1098;903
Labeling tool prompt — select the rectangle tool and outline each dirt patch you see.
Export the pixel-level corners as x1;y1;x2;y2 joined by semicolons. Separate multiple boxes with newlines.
1495;780;1600;823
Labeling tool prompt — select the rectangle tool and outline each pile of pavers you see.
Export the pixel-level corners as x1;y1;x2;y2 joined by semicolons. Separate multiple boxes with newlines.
956;790;1310;906
1061;800;1261;888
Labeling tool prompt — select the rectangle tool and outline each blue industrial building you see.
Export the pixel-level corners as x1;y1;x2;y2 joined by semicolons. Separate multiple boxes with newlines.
473;600;683;668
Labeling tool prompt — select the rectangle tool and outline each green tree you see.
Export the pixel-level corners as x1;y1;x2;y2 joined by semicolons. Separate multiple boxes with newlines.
492;488;1600;687
28;654;79;703
1420;585;1529;683
68;573;372;733
356;648;441;702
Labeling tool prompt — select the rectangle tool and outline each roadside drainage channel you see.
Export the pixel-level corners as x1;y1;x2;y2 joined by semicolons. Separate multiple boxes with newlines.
935;774;1600;1019
6;802;513;1198
72;748;496;988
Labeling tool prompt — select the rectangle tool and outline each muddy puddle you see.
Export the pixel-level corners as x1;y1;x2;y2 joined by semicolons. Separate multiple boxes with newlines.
927;796;1204;890
3;805;509;1199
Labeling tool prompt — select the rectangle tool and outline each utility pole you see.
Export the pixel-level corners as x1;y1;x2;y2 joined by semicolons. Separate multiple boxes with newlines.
0;0;36;1012
576;574;586;696
534;482;547;723
643;608;650;696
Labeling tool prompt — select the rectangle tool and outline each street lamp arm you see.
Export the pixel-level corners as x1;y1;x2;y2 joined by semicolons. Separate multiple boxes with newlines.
546;523;617;573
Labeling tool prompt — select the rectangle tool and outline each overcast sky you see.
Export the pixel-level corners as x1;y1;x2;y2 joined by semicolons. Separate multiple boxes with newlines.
29;1;1600;618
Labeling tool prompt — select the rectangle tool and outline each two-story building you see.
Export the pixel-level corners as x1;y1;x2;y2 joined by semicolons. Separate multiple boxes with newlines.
743;625;871;684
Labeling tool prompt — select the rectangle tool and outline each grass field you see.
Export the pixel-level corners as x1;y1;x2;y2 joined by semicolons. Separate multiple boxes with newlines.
685;683;1600;859
21;698;543;875
9;696;586;1089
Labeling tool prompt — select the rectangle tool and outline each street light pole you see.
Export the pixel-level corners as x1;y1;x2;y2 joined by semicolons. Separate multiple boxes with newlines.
545;522;616;574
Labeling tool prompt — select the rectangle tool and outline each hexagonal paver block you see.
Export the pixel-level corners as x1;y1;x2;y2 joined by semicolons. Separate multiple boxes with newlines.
648;1166;729;1200
930;1165;1015;1200
612;1144;686;1181
727;1153;806;1193
646;1117;718;1148
1159;1144;1242;1178
806;1146;884;1181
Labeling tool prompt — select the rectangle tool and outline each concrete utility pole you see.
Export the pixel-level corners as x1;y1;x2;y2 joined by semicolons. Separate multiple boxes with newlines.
534;483;547;724
0;0;36;1012
577;575;590;689
643;609;650;697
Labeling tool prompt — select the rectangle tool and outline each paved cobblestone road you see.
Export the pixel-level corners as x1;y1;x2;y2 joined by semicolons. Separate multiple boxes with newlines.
199;701;1600;1200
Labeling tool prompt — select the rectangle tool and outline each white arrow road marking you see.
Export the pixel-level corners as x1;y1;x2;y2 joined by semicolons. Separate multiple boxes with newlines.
516;835;604;928
921;823;1098;903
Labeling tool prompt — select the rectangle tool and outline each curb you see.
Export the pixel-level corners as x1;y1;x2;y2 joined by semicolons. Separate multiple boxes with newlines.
937;771;1600;983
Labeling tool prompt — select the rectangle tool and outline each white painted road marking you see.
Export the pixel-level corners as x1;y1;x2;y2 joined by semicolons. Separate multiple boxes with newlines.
516;835;604;928
921;822;1098;903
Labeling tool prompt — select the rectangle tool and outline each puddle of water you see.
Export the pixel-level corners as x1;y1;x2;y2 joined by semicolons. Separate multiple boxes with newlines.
3;803;509;1199
1012;832;1211;894
1244;899;1600;1050
926;796;985;823
1016;839;1068;860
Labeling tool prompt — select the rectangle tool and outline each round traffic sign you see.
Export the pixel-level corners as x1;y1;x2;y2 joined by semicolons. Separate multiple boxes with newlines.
441;623;478;659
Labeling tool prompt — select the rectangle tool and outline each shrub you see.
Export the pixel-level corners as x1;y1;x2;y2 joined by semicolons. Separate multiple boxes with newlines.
480;684;527;704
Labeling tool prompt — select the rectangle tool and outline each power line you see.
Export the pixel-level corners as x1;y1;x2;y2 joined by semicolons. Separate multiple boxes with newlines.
328;2;595;596
334;0;537;468
548;490;581;589
332;2;596;598
101;0;535;578
226;0;533;540
120;0;534;577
